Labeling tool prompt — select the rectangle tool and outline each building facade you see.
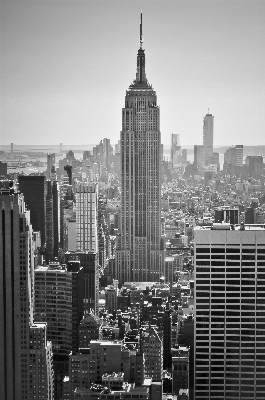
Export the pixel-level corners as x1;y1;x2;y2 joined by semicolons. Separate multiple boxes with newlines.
194;224;265;399
75;182;98;253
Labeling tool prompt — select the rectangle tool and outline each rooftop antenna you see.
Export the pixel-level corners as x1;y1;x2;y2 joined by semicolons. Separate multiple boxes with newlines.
140;10;143;49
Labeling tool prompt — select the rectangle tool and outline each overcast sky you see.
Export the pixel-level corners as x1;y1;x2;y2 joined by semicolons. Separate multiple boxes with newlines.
1;0;265;147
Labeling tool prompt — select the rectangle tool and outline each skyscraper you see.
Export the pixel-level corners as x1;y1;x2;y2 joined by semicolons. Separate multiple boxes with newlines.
18;175;47;246
116;13;164;283
75;182;98;253
194;224;265;399
171;133;181;167
203;111;214;162
0;180;53;400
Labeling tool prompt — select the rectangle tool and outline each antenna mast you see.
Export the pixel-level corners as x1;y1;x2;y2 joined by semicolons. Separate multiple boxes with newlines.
140;11;143;49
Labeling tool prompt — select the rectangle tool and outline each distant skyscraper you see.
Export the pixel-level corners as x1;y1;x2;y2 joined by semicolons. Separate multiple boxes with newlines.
0;161;7;177
224;145;243;167
203;111;214;163
18;176;47;246
47;153;55;180
194;145;206;173
116;12;164;283
245;155;263;176
194;224;265;399
171;133;181;166
182;149;187;163
75;182;98;253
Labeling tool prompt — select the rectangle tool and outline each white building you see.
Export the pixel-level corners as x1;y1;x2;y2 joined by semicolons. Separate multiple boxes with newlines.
194;224;265;399
75;182;98;252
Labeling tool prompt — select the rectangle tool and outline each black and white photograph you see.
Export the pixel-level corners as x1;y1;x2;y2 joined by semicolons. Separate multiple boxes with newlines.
1;1;265;399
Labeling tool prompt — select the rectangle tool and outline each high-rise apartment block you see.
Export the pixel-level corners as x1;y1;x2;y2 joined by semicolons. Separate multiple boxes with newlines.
194;224;265;399
116;13;164;283
75;182;98;253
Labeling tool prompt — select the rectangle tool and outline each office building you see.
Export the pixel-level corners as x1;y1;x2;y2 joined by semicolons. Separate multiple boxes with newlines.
0;180;53;400
66;252;100;316
214;207;239;225
116;13;164;283
47;153;56;180
171;133;181;166
194;145;206;173
194;224;265;399
75;182;98;253
34;263;73;399
29;323;54;400
18;175;47;246
182;149;187;163
105;285;118;314
203;111;214;162
0;161;7;177
245;155;263;176
172;346;189;396
224;145;244;167
141;325;163;382
78;313;100;348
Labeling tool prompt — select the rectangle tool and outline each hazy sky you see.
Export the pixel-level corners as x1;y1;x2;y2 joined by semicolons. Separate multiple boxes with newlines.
1;0;265;147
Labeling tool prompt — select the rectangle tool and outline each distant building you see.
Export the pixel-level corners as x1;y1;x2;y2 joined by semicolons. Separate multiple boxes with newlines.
245;155;263;176
214;207;239;224
194;145;206;173
18;175;47;246
65;252;100;316
172;346;189;396
47;153;55;180
105;285;118;314
224;145;243;167
0;161;7;177
171;133;181;166
75;182;98;253
182;149;187;163
141;325;163;382
78;313;101;348
203;111;214;163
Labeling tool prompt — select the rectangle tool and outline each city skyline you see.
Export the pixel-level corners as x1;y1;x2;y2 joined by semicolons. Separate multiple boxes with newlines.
1;0;265;147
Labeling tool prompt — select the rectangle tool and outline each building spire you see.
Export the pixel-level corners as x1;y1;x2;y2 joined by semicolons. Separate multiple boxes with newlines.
140;10;143;49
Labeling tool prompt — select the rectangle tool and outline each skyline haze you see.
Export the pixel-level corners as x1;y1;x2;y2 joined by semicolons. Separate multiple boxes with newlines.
1;0;265;146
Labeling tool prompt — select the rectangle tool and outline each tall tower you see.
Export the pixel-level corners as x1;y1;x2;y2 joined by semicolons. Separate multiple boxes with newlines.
75;182;98;253
18;176;47;246
0;179;54;400
116;13;164;283
171;133;181;167
203;111;214;163
194;224;265;399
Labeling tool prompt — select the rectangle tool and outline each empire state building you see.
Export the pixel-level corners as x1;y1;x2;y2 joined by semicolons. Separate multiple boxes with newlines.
116;13;164;283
